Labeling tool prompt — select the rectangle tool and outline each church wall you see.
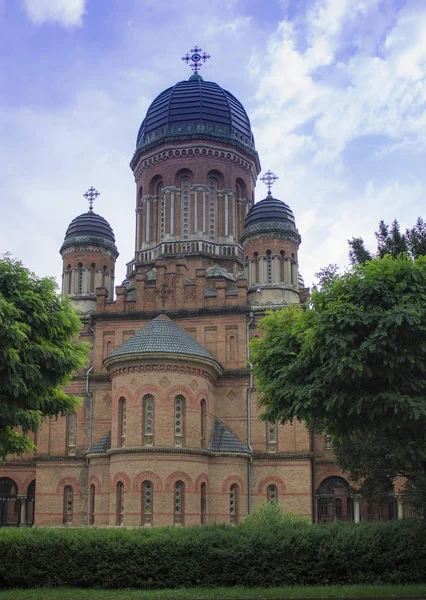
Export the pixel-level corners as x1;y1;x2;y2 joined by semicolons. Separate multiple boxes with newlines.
252;460;313;518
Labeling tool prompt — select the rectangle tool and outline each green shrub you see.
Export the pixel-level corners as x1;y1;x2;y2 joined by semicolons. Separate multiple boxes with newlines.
0;520;425;589
241;502;310;528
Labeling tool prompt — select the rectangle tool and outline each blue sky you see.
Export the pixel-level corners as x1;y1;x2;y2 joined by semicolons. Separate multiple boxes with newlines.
1;0;426;289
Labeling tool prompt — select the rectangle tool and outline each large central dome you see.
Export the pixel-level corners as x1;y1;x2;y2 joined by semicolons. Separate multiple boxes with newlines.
135;75;255;154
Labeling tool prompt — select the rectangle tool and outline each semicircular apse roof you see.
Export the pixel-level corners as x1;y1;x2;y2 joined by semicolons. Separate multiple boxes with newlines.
135;77;255;154
104;314;222;369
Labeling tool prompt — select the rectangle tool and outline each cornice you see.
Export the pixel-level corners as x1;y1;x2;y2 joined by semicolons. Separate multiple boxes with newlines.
60;236;119;258
240;222;301;246
132;141;260;183
105;355;222;383
253;452;313;460
100;446;250;459
92;305;253;321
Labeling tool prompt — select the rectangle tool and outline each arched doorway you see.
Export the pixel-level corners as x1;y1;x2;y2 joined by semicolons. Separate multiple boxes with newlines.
26;481;35;527
317;476;353;523
0;478;20;527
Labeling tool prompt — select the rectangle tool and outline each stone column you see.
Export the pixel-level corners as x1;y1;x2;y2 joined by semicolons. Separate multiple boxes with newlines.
194;189;198;234
292;261;298;287
136;209;141;250
83;268;91;294
202;190;206;234
170;191;174;235
284;258;292;284
146;200;150;243
273;256;280;282
71;269;79;294
224;193;229;236
397;495;404;519
95;269;103;290
19;496;26;526
354;496;361;523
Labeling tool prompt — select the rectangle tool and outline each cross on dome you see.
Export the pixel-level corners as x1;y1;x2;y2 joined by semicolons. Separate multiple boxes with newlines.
260;170;279;196
83;186;100;211
181;46;210;74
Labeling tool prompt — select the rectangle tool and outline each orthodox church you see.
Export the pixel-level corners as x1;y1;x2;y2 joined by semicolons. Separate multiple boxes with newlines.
0;48;403;527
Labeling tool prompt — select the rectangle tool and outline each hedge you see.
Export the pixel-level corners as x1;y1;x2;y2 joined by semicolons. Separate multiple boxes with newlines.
0;520;425;589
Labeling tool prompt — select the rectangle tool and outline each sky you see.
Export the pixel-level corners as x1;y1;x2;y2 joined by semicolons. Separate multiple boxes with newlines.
1;0;426;290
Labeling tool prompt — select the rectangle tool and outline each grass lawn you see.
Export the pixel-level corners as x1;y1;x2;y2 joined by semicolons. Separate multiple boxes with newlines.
0;585;425;600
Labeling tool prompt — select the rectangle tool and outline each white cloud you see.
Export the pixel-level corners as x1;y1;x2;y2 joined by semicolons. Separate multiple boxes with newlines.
23;0;85;27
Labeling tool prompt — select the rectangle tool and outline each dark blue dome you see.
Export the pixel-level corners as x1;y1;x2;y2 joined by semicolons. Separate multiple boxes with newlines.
245;195;296;228
136;77;255;152
64;211;116;243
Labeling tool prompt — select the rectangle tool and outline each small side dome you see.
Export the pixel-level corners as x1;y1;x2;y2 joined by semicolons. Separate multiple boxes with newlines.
64;211;115;243
60;210;118;257
244;195;296;228
240;194;301;246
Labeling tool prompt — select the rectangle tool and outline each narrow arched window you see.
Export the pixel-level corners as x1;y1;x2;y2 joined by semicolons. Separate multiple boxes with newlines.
208;177;217;241
142;481;153;526
174;396;184;446
229;335;236;362
118;398;126;447
267;484;278;503
200;482;207;525
182;177;190;240
102;265;107;288
200;399;207;449
90;263;96;293
266;250;272;283
66;413;76;455
67;265;72;295
267;422;277;452
63;486;73;525
89;484;95;525
280;251;285;282
253;252;259;283
230;484;238;525
143;395;154;444
174;481;184;526
116;482;124;526
77;263;83;294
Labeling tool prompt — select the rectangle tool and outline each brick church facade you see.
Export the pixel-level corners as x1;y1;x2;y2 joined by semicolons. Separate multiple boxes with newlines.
0;55;404;527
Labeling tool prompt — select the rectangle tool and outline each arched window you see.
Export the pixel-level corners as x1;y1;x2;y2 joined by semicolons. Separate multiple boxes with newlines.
267;422;277;452
77;263;83;294
90;263;96;293
266;250;272;284
253;252;259;284
89;484;95;525
143;395;154;444
26;480;35;527
66;413;76;455
102;265;107;288
0;478;19;527
174;481;184;526
116;482;124;526
208;177;217;241
200;399;207;449
142;481;153;526
229;335;236;363
267;484;278;503
200;482;207;525
106;340;112;358
118;398;126;447
66;265;72;295
182;176;190;240
63;486;73;525
280;251;285;282
317;477;352;523
230;484;238;525
174;396;184;446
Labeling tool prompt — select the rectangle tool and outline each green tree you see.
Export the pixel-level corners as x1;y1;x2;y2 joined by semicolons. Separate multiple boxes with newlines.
348;217;426;265
0;256;89;458
251;255;426;512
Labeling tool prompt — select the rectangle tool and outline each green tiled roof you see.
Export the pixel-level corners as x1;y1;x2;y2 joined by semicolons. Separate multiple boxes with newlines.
105;314;220;365
87;431;111;454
